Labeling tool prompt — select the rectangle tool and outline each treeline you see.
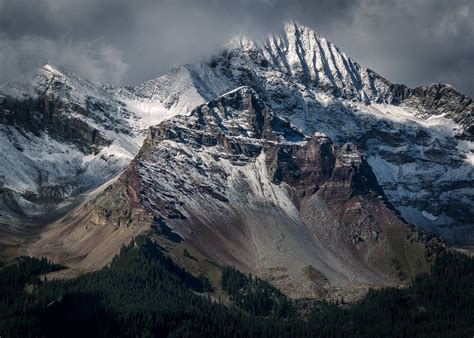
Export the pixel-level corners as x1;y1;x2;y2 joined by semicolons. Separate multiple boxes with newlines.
221;266;294;318
304;251;474;337
0;238;472;337
0;237;294;337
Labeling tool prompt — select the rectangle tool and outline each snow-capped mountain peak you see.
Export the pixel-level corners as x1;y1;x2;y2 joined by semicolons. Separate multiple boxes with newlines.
0;21;472;266
1;19;469;300
106;21;473;244
223;20;391;103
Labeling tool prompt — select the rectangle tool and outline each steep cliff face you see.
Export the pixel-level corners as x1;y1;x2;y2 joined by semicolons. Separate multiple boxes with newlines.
403;83;473;139
119;87;440;297
111;21;473;244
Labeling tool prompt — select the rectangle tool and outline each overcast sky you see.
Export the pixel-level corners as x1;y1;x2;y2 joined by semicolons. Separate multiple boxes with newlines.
0;0;473;97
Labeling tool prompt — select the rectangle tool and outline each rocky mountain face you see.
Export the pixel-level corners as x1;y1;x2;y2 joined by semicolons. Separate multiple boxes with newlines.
112;21;473;245
0;64;165;229
30;86;441;297
135;87;442;296
0;20;470;297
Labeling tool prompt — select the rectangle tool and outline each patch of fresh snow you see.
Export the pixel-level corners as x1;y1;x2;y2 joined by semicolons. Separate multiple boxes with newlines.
421;211;438;221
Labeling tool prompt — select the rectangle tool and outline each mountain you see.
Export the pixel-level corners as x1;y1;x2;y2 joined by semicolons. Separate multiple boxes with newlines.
0;64;170;231
111;21;473;245
1;21;471;298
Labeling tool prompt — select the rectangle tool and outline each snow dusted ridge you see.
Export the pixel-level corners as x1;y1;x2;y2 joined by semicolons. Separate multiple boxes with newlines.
108;20;473;244
0;64;170;226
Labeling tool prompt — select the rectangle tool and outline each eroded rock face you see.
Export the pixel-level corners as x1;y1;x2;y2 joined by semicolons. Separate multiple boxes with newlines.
124;87;441;298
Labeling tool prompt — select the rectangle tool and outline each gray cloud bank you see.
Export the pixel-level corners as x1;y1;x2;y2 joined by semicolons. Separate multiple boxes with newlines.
0;0;472;97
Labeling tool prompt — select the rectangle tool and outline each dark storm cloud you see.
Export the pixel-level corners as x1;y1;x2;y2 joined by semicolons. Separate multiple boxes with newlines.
0;0;472;96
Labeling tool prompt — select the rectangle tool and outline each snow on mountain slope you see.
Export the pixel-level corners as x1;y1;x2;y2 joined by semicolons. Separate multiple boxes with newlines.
112;20;473;244
0;64;165;228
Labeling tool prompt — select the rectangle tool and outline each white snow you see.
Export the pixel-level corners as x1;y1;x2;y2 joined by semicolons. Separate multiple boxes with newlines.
42;64;64;76
0;126;135;196
421;211;438;221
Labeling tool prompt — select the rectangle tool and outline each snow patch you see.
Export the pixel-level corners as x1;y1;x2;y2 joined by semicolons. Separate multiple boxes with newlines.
421;211;438;221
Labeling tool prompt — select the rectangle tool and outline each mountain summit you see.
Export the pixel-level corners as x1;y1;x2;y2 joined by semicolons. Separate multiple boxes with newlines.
0;21;471;298
227;20;392;102
109;20;473;243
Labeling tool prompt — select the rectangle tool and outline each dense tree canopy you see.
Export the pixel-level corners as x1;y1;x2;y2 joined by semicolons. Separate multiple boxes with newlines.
0;237;472;337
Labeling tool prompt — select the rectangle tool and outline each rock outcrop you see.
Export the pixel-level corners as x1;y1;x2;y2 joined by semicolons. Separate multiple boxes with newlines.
119;87;441;297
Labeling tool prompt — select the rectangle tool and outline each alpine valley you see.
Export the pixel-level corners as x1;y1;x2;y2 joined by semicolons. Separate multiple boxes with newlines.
0;20;473;312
